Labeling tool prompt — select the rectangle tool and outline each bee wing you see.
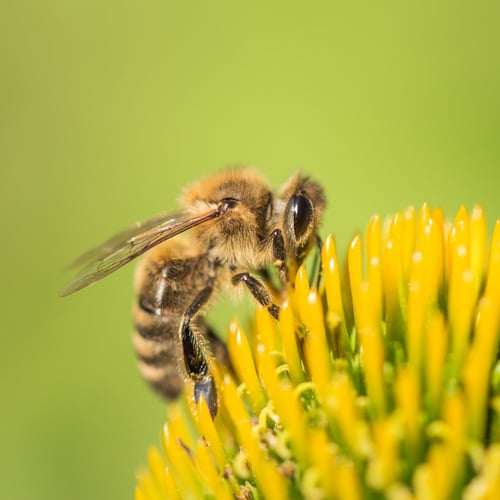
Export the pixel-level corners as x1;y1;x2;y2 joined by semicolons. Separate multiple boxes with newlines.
66;211;184;269
60;208;220;297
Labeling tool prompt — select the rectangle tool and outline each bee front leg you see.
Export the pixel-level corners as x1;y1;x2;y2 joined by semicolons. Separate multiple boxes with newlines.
271;228;288;285
311;234;324;289
180;286;218;418
232;272;280;320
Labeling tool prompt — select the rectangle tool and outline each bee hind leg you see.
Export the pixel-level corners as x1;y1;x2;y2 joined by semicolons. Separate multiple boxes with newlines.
180;286;218;418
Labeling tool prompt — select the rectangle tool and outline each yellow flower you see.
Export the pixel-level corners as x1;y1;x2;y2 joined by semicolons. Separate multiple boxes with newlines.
135;205;500;500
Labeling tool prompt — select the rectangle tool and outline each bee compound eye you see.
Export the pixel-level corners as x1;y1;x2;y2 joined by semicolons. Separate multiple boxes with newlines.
290;194;313;238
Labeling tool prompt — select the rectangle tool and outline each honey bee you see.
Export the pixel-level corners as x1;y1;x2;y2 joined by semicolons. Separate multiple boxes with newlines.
61;169;325;417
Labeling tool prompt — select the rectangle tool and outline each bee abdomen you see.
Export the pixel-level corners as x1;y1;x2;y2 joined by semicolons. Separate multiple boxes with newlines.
133;330;171;366
133;301;185;399
134;298;179;339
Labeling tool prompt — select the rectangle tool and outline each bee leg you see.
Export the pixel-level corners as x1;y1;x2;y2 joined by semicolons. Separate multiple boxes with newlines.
271;228;288;285
180;286;218;418
316;234;323;252
311;234;324;289
232;272;280;320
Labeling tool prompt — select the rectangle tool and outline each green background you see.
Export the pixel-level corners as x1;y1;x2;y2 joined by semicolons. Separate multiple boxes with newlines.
1;1;499;499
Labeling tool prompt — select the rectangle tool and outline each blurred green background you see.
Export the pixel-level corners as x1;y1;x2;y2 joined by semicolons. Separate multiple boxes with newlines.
1;1;499;499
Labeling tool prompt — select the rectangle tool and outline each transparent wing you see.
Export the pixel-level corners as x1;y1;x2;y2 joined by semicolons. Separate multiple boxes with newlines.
60;208;220;297
66;211;183;269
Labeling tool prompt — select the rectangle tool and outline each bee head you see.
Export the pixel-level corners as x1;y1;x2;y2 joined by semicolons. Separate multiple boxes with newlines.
182;169;274;265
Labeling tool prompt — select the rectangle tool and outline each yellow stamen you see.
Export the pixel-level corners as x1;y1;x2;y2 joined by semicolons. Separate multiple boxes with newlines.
395;367;421;451
193;441;233;500
278;300;305;384
295;263;310;306
306;429;338;498
463;297;500;441
366;214;383;328
222;375;288;500
448;268;476;376
484;220;500;304
322;233;345;325
226;320;266;414
402;206;416;281
383;211;404;340
463;444;500;499
255;340;309;464
161;421;204;498
348;234;363;333
326;373;365;458
255;303;280;354
357;281;386;417
470;205;487;296
296;268;331;400
194;397;228;472
417;209;443;305
367;416;400;490
424;310;447;417
146;447;169;497
335;456;363;500
406;251;426;373
448;205;470;286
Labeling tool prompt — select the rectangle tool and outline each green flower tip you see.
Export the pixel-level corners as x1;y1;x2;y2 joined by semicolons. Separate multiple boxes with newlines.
136;204;500;500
